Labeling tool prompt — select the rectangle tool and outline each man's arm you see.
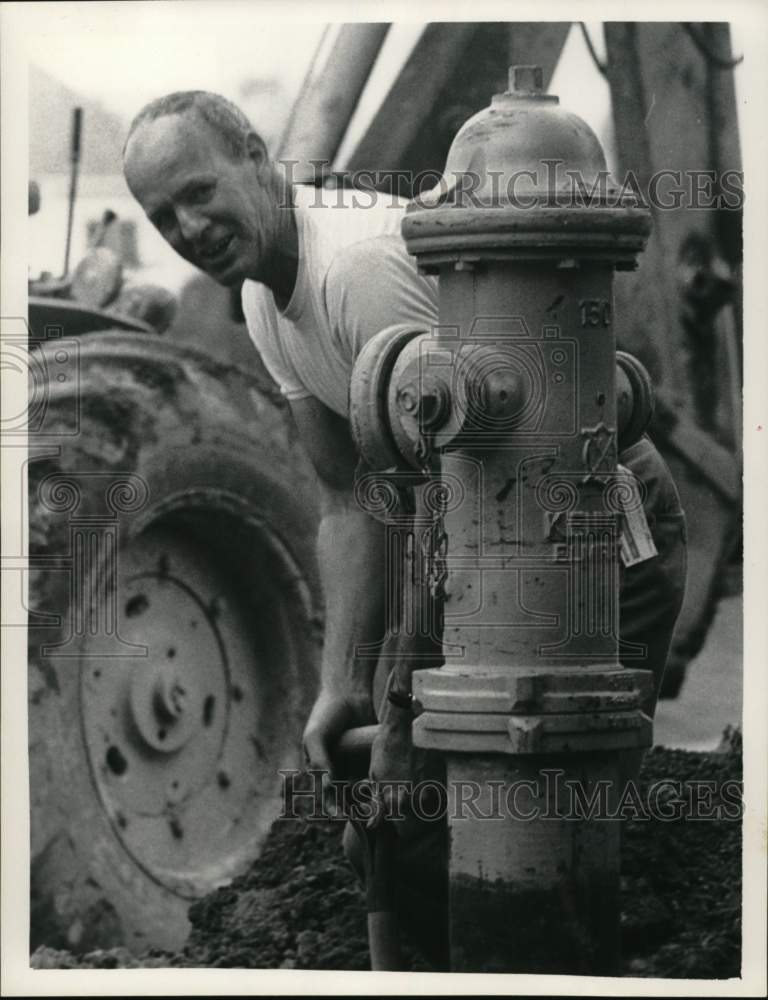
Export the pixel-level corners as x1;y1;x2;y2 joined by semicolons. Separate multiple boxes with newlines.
290;396;385;776
619;435;688;717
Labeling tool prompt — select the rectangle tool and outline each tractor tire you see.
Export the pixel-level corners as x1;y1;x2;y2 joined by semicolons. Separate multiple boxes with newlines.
27;331;322;955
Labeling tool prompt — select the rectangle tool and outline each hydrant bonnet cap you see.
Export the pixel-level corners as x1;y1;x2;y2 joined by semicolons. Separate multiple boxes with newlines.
403;65;652;268
442;64;611;202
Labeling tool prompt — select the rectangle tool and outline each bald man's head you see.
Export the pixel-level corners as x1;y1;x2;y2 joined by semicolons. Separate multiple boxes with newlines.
124;95;286;287
124;91;255;163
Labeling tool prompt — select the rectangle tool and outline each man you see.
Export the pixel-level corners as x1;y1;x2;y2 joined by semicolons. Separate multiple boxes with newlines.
123;91;443;781
123;91;686;969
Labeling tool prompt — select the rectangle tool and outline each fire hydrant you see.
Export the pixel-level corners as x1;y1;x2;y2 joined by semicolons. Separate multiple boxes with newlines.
350;66;654;974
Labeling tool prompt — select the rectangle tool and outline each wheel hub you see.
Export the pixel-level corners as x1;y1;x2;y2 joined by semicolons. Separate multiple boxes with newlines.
129;656;202;753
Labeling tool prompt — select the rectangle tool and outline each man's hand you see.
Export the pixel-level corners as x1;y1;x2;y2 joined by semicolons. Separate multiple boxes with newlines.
302;688;375;778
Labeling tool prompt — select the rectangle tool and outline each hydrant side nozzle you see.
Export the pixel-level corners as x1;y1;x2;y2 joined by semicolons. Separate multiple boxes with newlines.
616;351;655;448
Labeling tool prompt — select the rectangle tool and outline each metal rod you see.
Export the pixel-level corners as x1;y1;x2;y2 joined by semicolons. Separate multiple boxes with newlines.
333;724;404;971
335;724;379;755
62;107;83;278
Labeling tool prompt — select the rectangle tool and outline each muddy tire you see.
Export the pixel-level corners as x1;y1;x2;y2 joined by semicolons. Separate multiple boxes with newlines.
27;332;322;955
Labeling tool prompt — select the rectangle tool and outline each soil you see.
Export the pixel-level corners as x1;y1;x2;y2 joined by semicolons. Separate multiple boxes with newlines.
619;728;743;978
31;729;743;978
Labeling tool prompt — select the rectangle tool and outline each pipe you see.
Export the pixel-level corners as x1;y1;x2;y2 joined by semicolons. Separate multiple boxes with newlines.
277;24;390;183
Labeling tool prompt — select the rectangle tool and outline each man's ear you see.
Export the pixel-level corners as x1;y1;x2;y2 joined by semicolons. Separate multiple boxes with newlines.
244;131;269;176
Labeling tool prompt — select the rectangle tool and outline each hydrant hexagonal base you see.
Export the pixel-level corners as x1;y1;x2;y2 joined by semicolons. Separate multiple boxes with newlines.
413;665;654;754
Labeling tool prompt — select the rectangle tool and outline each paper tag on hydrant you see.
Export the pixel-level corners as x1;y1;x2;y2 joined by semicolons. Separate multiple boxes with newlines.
616;464;658;567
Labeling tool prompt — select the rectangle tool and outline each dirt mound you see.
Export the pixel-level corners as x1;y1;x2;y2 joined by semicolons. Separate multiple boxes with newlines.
620;728;742;977
31;732;743;977
183;790;371;971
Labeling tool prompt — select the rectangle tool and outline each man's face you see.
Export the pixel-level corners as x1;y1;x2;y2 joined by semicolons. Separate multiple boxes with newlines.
124;113;275;287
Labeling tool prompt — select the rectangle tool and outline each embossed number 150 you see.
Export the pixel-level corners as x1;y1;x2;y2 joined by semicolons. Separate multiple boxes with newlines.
579;299;612;327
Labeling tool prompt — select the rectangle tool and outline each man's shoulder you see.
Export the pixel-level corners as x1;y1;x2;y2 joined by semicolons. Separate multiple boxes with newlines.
325;232;418;289
323;231;438;344
241;278;278;334
241;277;267;310
293;182;410;213
294;184;409;247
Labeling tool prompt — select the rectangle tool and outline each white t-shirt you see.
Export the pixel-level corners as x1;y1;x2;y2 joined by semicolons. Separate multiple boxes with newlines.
242;185;438;417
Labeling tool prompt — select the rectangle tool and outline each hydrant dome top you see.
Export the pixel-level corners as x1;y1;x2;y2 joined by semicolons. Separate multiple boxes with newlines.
444;65;610;201
402;65;652;268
